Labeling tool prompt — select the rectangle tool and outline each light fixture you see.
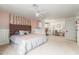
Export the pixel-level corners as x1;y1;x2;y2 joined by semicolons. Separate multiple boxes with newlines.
32;4;46;18
33;4;39;11
32;4;40;17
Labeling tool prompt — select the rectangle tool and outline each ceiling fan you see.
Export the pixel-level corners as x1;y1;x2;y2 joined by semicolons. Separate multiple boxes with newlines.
32;4;47;18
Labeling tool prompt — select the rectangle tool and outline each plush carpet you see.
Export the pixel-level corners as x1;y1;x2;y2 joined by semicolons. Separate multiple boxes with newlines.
0;36;79;55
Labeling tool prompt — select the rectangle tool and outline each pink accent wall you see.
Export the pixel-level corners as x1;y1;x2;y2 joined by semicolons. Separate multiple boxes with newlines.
0;11;39;29
31;19;39;29
0;11;9;29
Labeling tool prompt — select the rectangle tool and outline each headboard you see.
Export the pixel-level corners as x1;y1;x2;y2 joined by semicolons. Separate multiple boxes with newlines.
9;24;31;36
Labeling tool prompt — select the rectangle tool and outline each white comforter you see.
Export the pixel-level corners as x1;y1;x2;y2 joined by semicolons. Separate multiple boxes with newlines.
10;33;47;54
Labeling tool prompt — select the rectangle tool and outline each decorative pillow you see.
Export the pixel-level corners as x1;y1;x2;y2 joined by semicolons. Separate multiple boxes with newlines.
15;31;20;35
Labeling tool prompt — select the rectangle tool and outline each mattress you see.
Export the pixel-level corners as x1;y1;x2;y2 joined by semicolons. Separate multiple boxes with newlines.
10;34;47;55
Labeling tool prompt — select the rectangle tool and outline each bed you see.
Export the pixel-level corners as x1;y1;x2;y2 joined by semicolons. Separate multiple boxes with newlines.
10;33;47;54
9;24;47;55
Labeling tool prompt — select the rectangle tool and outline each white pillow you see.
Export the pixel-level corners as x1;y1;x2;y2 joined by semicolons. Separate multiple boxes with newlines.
19;30;29;35
19;31;24;35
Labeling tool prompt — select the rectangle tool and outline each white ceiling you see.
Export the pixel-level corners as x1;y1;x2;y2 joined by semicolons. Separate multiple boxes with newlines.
0;4;79;19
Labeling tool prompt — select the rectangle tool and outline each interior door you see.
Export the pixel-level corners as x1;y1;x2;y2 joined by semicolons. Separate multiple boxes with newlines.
65;18;77;41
